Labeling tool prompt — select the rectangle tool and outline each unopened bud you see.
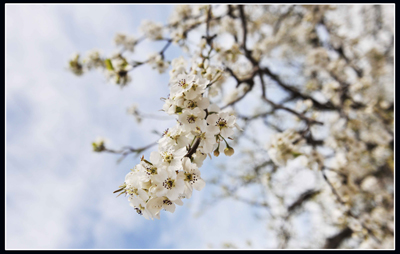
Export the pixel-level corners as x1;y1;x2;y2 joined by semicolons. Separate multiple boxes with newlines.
214;149;220;157
92;141;105;152
224;147;234;156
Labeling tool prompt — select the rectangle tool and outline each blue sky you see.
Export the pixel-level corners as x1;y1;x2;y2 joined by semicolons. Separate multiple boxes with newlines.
6;4;270;249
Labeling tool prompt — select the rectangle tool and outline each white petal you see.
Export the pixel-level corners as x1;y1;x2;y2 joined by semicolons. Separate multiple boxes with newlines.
150;151;161;164
174;146;187;158
138;189;149;201
182;157;192;172
193;178;206;191
184;183;193;199
221;127;234;138
163;200;176;213
206;114;218;126
234;123;243;131
198;97;210;109
207;125;220;135
185;89;199;100
208;103;220;113
153;169;167;183
142;210;153;220
201;141;214;154
146;197;163;217
169;159;181;170
172;198;184;206
227;115;236;125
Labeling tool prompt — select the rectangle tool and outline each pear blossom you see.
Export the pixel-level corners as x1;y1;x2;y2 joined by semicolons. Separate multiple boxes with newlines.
184;97;210;111
140;20;164;40
104;55;133;86
68;53;84;76
266;129;304;167
158;124;191;150
129;195;153;220
179;157;206;199
169;56;187;79
162;94;185;115
150;147;187;173
148;53;170;73
206;111;236;138
191;119;219;154
83;50;104;70
179;108;206;131
114;33;136;52
191;149;208;167
170;73;196;96
152;169;185;200
146;196;183;220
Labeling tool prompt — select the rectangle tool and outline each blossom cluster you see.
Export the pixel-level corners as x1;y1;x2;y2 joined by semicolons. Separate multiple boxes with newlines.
266;129;305;167
116;57;239;220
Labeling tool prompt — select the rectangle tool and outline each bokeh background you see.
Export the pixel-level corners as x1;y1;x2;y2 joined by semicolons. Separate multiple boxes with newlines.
6;4;270;249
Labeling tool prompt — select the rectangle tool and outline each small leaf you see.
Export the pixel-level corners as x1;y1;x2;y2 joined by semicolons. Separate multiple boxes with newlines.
292;152;302;158
105;59;114;71
175;106;183;114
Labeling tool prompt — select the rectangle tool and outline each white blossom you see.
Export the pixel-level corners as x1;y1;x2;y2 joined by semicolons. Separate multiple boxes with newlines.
140;20;164;40
179;157;205;199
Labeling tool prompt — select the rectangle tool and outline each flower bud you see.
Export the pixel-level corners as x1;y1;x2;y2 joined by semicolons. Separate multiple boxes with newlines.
92;141;105;152
224;147;234;156
214;149;220;157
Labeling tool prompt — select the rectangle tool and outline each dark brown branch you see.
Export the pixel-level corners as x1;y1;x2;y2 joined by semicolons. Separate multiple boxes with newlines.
238;5;248;51
324;227;353;249
206;5;212;38
221;88;252;110
262;67;336;111
288;190;321;213
159;39;173;57
227;5;238;19
262;97;323;125
103;141;158;163
185;137;201;158
322;169;346;205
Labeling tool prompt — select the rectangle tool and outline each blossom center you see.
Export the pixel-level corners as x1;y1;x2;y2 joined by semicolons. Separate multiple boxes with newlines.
135;204;145;215
187;100;197;109
163;178;175;189
187;114;197;123
126;187;139;195
185;172;198;184
162;152;174;163
178;79;189;89
216;118;227;129
163;199;172;205
147;166;158;175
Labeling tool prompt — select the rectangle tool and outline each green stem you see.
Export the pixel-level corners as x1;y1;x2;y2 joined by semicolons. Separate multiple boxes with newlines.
219;134;231;148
